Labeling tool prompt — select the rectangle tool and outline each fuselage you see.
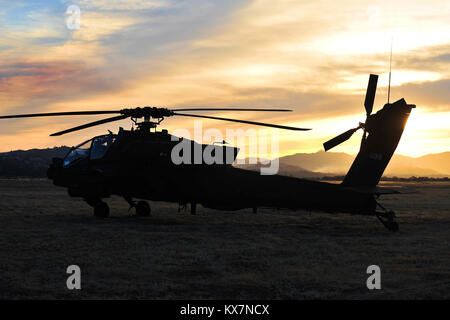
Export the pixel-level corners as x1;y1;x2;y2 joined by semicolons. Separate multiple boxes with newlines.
47;128;376;216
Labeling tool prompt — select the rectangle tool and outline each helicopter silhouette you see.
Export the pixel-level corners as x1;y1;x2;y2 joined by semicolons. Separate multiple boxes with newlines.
0;74;415;231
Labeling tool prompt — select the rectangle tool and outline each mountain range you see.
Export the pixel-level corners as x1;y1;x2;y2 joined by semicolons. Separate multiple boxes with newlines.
0;147;70;177
236;151;450;178
0;147;448;178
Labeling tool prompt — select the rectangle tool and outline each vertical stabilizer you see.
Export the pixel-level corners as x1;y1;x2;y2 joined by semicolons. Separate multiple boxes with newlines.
342;99;415;187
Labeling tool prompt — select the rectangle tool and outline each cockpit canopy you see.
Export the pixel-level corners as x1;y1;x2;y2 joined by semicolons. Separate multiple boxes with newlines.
63;134;116;167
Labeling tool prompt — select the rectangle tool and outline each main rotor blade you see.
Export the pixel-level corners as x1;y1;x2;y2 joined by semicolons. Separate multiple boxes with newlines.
323;127;361;151
173;108;292;112
364;74;378;115
50;115;129;136
0;110;121;119
172;112;310;131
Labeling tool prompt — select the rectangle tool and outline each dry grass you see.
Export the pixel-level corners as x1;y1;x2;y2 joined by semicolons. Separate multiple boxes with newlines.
0;179;449;299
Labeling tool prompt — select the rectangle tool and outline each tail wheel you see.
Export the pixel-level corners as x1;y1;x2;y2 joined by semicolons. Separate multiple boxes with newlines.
94;201;109;218
388;220;399;232
136;201;151;217
376;210;399;232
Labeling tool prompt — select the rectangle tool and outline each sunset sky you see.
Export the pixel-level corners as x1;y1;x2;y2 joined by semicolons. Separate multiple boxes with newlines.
0;0;449;158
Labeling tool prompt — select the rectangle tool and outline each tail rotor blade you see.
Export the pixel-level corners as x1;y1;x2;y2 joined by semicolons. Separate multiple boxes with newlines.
364;74;378;115
323;127;361;151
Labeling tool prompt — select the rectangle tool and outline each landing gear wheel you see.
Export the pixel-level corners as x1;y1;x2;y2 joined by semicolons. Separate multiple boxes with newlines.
94;201;109;218
190;202;197;215
135;201;151;217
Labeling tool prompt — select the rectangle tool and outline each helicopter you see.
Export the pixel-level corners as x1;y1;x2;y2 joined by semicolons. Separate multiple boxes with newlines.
0;74;415;231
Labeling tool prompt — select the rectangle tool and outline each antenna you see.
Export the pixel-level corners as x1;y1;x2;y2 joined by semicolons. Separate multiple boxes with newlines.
387;37;393;104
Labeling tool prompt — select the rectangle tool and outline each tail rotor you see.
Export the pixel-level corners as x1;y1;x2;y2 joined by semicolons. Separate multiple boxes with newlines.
323;74;379;151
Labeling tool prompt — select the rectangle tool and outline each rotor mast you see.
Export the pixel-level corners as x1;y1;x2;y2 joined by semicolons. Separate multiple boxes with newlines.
138;114;157;132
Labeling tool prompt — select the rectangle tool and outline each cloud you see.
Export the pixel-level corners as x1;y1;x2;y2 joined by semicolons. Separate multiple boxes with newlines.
77;0;167;11
395;79;450;110
0;59;128;117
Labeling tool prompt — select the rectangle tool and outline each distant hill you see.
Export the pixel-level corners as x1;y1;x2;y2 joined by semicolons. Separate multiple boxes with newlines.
406;152;450;175
0;147;70;177
279;151;353;174
235;162;326;179
236;151;450;178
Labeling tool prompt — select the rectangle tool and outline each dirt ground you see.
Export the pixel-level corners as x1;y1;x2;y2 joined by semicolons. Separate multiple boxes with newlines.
0;179;448;299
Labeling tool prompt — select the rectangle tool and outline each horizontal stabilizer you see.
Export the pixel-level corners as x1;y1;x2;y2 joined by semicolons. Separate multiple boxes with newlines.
343;185;417;195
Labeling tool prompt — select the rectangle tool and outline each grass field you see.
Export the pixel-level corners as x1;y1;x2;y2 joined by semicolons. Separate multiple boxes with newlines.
0;179;449;299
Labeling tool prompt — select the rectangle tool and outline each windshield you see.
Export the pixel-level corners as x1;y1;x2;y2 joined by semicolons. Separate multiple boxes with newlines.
63;139;92;167
90;135;116;160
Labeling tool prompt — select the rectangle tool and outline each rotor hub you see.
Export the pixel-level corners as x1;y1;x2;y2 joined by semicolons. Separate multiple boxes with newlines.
121;107;174;119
